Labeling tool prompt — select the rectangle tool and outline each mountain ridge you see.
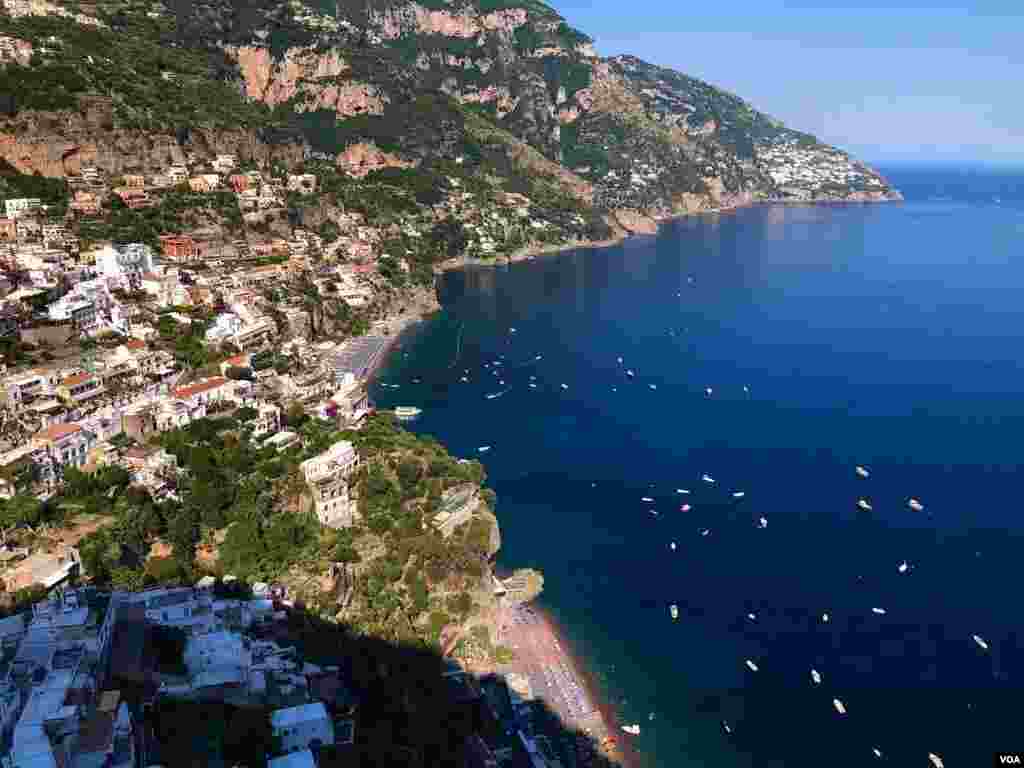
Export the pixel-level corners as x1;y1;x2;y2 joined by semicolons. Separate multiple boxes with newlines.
0;0;900;255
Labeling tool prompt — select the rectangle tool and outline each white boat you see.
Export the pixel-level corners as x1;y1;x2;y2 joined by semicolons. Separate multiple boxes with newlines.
670;542;677;551
641;497;654;502
972;634;989;651
745;659;759;672
705;387;713;396
908;498;924;512
822;612;830;623
856;465;870;478
509;327;516;333
811;669;821;685
460;376;469;382
758;517;768;529
928;753;944;768
702;474;715;484
617;357;623;364
898;561;909;573
649;384;657;390
529;383;538;389
626;370;635;378
535;355;543;360
732;491;745;498
394;406;422;419
680;504;691;512
872;748;882;759
670;604;679;620
560;383;569;390
622;724;640;736
743;385;750;393
700;528;710;537
857;499;873;511
485;391;506;400
832;698;846;715
677;489;691;494
872;607;887;615
747;613;757;621
478;446;491;453
722;721;732;734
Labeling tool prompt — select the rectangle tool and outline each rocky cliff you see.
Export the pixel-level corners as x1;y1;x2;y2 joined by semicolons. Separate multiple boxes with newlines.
0;0;900;250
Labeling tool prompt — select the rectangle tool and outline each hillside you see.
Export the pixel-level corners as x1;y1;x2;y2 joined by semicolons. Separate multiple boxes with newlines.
0;0;900;258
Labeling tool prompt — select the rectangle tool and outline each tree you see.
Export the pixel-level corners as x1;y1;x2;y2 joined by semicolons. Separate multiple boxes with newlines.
0;495;43;543
284;400;306;428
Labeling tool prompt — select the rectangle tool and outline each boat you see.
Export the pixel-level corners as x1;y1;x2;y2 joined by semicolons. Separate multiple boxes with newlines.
898;561;909;573
857;499;873;511
641;497;654;502
928;753;944;768
485;391;506;400
732;491;745;498
680;504;691;512
747;612;757;621
529;383;538;389
705;387;713;396
560;383;569;390
833;698;846;715
745;659;759;672
670;604;679;620
649;384;657;390
535;354;543;360
722;721;732;734
972;634;989;651
822;612;830;623
617;357;623;364
702;474;715;484
871;607;887;615
509;327;516;333
811;669;821;685
873;748;882;758
478;446;491;453
393;406;422;420
743;385;750;393
626;370;635;378
700;528;710;537
460;376;469;382
621;724;640;736
757;516;768;528
856;466;870;478
908;498;924;512
677;489;691;494
670;542;677;551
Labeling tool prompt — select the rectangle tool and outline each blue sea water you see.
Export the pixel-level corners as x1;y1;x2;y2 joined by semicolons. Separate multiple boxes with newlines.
371;167;1024;768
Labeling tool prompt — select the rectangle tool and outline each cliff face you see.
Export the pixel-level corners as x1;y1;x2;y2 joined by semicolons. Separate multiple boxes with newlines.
0;111;305;177
0;0;899;232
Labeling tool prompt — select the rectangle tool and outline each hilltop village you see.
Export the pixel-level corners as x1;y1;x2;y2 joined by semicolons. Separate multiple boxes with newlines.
0;153;571;768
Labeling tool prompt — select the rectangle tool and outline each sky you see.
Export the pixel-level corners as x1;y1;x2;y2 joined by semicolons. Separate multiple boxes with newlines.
549;0;1023;166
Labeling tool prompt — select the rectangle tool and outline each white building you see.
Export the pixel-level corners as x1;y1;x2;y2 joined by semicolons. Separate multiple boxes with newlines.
95;243;154;291
300;441;360;528
4;198;41;219
270;702;334;753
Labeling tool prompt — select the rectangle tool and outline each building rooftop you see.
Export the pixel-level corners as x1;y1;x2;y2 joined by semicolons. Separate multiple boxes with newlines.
60;373;95;387
268;750;316;768
173;376;228;399
270;702;329;729
35;423;82;442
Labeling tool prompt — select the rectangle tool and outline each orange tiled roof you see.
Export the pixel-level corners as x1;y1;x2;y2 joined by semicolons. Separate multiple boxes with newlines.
125;339;146;350
173;376;228;399
61;373;95;387
36;423;81;442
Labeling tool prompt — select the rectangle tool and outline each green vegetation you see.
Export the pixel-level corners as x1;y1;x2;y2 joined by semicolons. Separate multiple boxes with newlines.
0;15;282;134
77;189;241;250
0;159;69;215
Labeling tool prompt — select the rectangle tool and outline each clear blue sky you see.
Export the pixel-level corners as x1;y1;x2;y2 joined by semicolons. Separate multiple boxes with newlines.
551;0;1023;166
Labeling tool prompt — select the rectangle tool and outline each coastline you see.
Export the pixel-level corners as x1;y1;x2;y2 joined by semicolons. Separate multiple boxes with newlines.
364;285;441;386
435;194;903;273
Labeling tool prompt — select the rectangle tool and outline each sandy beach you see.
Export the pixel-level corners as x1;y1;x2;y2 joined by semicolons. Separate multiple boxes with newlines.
488;601;637;768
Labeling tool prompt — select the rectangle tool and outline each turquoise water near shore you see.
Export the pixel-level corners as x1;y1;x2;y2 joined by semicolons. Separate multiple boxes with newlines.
372;168;1024;767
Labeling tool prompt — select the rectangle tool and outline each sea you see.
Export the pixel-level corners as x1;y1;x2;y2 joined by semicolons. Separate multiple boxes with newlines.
371;166;1024;768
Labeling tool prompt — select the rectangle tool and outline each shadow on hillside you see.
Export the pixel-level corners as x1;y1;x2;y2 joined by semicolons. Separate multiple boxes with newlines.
125;597;628;768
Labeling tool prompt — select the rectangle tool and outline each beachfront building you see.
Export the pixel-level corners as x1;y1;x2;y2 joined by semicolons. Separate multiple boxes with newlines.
300;440;360;528
270;702;334;753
